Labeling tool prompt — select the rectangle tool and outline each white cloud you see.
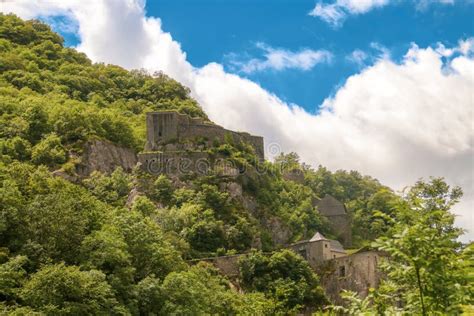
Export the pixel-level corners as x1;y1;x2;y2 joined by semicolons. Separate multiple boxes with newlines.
309;0;460;27
347;49;369;67
370;42;391;59
308;3;347;27
2;0;473;241
309;0;390;27
416;0;455;11
227;43;332;74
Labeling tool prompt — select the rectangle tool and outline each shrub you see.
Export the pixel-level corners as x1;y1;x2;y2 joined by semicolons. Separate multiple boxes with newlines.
31;133;66;166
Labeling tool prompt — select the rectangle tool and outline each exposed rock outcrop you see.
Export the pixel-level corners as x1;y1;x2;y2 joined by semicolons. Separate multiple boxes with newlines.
52;169;79;183
126;187;142;208
265;216;292;246
76;139;137;176
219;182;243;199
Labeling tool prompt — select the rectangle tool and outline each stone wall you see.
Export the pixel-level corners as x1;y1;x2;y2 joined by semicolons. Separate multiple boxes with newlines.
288;239;347;270
318;250;385;304
144;111;264;160
138;151;242;177
198;255;242;278
312;196;352;247
288;240;329;270
193;249;385;306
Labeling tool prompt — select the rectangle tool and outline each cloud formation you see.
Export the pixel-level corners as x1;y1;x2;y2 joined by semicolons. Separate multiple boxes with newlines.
227;43;332;74
346;43;391;67
309;0;457;27
2;0;473;240
346;49;369;67
308;0;389;27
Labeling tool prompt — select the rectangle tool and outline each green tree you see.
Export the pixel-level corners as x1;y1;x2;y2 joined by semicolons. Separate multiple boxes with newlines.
111;208;185;280
80;225;136;306
20;263;123;315
0;256;28;303
374;178;468;315
239;249;327;312
152;174;174;205
84;168;131;206
131;195;157;217
17;170;106;264
184;213;226;253
159;262;273;315
135;275;163;315
0;179;24;248
31;133;66;166
0;136;31;161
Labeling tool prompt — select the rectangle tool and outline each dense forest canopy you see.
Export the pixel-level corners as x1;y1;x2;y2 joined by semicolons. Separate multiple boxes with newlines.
0;14;471;315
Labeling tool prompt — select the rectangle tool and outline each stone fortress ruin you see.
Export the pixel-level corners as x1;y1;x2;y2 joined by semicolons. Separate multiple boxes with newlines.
138;111;264;175
138;111;352;249
133;111;381;303
73;110;382;304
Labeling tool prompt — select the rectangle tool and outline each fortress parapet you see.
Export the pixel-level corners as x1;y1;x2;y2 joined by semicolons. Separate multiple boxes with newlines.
144;111;264;160
139;111;264;175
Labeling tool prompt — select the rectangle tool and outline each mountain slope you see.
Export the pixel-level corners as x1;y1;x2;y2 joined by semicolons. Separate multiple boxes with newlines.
0;14;399;314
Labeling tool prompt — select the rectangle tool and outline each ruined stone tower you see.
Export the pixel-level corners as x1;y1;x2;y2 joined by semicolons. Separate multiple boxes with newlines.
144;111;264;160
314;195;352;247
139;111;264;175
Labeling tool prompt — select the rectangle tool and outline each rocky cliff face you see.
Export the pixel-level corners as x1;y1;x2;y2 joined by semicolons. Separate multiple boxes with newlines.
76;139;137;176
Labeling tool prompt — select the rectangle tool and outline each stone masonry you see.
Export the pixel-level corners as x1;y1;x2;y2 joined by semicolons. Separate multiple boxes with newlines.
139;111;264;175
144;111;264;160
314;195;352;247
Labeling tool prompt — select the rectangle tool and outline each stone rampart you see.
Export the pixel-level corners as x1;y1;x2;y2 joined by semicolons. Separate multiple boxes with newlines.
144;111;264;160
138;151;241;177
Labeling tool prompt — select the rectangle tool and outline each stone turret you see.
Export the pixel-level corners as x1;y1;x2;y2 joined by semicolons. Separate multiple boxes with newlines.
314;195;352;247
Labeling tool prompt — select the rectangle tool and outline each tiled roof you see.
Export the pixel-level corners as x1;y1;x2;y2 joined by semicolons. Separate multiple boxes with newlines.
310;232;328;241
329;240;346;253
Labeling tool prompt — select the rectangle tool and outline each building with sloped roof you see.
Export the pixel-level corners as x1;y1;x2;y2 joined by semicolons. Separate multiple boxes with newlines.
288;232;347;269
288;233;385;304
314;195;352;247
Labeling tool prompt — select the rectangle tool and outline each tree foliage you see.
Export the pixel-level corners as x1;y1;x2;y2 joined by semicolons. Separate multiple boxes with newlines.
373;178;471;314
239;249;327;312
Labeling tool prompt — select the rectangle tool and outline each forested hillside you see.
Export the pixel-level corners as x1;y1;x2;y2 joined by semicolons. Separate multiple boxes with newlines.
0;14;471;315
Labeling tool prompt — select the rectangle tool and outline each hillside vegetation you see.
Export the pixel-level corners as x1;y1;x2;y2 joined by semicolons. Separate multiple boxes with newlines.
0;14;471;315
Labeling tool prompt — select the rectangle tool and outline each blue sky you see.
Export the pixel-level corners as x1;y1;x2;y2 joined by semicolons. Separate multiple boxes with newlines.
140;1;472;111
55;1;473;112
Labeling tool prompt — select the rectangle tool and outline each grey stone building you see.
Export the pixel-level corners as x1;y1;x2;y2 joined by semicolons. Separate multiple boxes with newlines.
318;248;385;304
288;232;347;270
314;195;352;247
287;232;384;304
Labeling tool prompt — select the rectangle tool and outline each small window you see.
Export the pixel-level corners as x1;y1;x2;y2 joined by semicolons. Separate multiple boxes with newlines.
333;255;336;258
339;266;345;277
325;244;328;248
